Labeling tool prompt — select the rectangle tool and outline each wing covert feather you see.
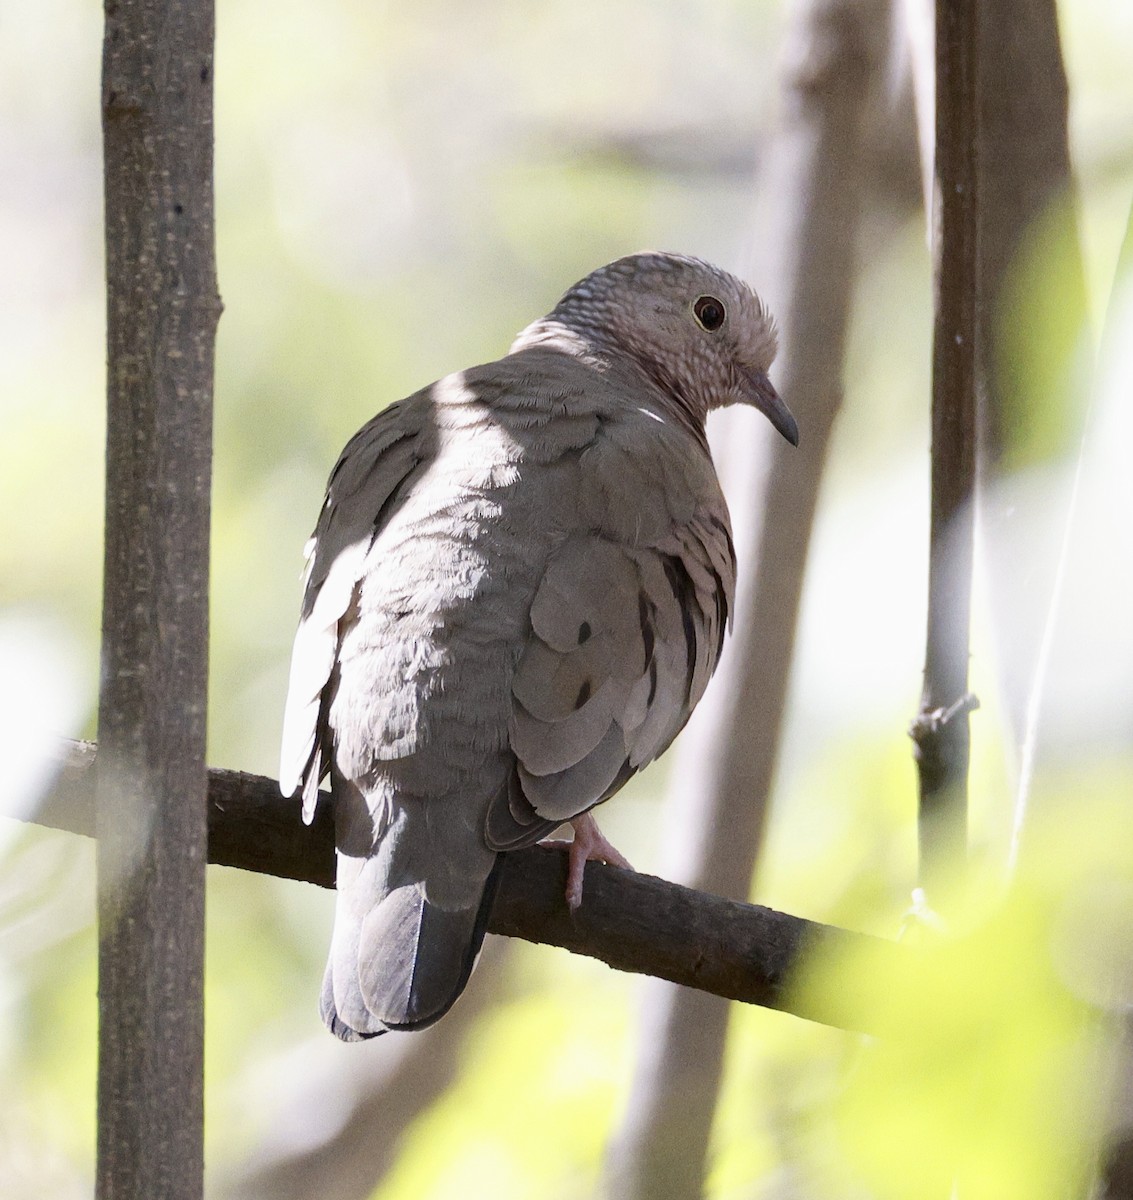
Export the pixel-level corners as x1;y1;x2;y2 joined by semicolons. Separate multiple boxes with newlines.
489;508;735;848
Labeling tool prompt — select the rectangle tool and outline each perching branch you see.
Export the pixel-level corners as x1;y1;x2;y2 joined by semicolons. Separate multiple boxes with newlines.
909;0;980;889
38;740;899;1037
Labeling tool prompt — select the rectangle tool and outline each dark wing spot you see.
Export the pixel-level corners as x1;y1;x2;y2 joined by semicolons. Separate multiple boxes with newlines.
574;680;592;710
578;621;592;644
637;591;656;667
710;566;728;660
708;513;737;568
662;555;698;701
647;659;658;706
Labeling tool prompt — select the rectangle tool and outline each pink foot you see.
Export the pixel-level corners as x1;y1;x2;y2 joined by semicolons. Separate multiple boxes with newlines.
543;812;634;912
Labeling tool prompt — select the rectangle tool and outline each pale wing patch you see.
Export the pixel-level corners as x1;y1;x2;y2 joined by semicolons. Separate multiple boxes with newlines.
279;536;370;818
278;403;425;819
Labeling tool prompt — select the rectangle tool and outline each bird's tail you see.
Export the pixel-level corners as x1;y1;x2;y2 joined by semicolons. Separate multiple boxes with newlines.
320;809;502;1041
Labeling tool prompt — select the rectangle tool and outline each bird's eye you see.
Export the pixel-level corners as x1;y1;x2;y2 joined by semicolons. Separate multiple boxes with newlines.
693;295;726;331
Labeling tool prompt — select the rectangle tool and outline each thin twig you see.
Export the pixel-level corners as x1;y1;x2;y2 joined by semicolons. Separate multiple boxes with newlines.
1007;451;1085;873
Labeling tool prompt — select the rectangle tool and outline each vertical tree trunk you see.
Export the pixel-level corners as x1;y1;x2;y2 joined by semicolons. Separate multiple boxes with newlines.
606;2;888;1195
909;0;980;890
96;1;220;1196
902;0;1088;870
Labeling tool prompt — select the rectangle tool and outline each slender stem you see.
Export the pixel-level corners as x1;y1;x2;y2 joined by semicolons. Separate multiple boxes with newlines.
911;0;980;890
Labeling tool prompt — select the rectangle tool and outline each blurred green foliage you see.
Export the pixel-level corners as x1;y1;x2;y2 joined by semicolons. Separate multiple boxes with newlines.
2;0;1132;1197
798;782;1133;1200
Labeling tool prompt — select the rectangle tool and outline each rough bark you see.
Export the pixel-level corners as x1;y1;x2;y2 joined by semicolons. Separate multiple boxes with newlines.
605;2;889;1196
96;1;220;1196
40;740;901;1037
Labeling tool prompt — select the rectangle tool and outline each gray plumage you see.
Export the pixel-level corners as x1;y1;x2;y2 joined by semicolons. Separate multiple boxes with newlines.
279;252;797;1040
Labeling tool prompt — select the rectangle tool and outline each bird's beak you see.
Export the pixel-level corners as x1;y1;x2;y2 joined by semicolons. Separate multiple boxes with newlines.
742;368;799;447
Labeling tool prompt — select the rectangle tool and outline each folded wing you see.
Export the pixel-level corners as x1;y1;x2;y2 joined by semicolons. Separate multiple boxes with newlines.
488;514;735;849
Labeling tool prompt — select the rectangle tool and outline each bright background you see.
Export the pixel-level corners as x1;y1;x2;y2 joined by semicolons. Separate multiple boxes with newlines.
2;1;1132;1196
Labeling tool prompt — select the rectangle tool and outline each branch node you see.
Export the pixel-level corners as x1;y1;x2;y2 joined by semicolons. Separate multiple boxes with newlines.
908;691;980;743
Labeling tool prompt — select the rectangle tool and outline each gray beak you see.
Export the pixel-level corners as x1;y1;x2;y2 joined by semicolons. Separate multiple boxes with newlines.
743;369;799;447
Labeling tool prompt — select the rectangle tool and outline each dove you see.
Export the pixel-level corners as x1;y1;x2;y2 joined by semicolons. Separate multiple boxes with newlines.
279;252;798;1040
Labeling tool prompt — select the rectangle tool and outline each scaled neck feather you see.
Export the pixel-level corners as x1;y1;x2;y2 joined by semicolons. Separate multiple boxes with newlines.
509;317;710;449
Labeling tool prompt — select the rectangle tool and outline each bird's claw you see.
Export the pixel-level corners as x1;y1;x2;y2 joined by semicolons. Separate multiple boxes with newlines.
544;812;633;912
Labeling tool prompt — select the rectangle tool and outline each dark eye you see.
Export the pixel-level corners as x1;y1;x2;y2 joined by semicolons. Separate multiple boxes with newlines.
694;295;725;331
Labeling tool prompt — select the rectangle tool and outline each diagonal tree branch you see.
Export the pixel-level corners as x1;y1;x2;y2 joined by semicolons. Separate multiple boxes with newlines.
35;739;899;1037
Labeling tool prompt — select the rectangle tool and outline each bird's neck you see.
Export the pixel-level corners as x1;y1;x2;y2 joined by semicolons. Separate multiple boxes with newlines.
509;316;609;366
509;317;711;447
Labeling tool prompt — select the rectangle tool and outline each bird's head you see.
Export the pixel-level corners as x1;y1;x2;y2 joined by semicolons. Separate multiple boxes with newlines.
545;252;798;446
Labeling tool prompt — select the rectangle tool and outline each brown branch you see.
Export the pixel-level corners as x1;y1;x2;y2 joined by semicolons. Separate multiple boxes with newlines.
910;0;980;890
97;3;220;1197
39;740;898;1037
